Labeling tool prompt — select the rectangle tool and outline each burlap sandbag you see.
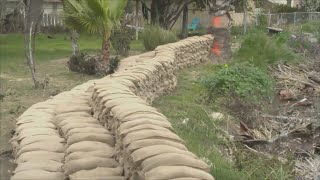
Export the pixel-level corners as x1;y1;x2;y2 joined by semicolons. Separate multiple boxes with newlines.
55;112;92;122
11;170;65;180
55;105;91;114
118;119;172;132
19;110;54;117
17;128;59;140
66;150;115;162
19;135;65;147
119;124;171;136
122;130;183;146
144;166;214;180
120;113;168;122
171;178;201;180
69;167;123;179
103;98;146;110
141;153;210;173
67;133;114;146
131;145;196;163
112;105;162;119
16;115;54;125
17;142;65;156
16;151;64;163
66;141;113;154
65;127;111;138
14;160;63;173
16;122;56;132
70;176;125;180
61;123;102;135
63;157;119;175
58;117;99;127
126;139;187;153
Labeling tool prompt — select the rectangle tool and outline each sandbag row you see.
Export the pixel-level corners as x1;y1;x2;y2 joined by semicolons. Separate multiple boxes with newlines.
9;82;96;180
53;91;125;180
91;87;214;179
91;36;214;179
10;101;66;180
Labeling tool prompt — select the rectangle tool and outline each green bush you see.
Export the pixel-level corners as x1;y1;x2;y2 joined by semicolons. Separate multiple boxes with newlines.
110;24;134;56
202;63;273;102
233;30;296;70
141;26;178;51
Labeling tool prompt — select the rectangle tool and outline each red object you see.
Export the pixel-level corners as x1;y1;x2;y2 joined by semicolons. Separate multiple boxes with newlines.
211;40;223;57
212;16;221;27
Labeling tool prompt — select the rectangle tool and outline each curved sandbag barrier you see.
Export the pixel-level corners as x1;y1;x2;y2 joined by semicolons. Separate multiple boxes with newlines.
91;35;214;179
10;35;214;180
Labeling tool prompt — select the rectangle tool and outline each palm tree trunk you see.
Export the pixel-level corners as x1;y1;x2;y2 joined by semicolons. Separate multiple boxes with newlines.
71;29;79;56
100;32;110;72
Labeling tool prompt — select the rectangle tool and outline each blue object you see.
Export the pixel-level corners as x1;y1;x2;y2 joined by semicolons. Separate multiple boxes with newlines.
188;17;200;31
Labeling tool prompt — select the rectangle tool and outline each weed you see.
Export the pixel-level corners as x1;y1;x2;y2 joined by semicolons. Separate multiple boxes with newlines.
233;29;296;70
201;62;274;103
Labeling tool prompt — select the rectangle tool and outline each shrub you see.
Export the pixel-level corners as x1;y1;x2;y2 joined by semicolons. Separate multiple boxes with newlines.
106;56;120;74
233;30;296;70
68;53;99;75
110;24;134;56
141;26;178;51
202;63;273;102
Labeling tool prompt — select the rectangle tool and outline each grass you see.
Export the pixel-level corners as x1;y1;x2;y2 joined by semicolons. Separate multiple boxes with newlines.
153;63;247;180
0;33;144;72
153;63;293;180
0;33;144;154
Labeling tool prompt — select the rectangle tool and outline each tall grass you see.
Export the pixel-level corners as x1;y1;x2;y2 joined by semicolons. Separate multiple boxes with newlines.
233;29;296;70
141;26;178;51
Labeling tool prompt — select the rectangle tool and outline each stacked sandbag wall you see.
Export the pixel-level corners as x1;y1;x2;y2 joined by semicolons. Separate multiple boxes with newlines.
10;35;214;180
91;35;214;179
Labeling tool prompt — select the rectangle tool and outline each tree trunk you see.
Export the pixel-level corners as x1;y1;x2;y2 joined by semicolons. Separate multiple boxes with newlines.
100;33;110;73
71;29;79;56
243;0;247;34
150;0;159;26
181;5;188;38
135;0;139;40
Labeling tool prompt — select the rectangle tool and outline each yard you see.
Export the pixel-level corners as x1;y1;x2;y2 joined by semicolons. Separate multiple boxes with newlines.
0;32;144;154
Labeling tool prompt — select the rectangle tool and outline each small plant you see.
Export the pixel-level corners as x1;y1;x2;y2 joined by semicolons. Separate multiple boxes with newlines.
141;26;178;51
202;63;273;102
106;56;120;74
110;24;134;56
68;53;99;75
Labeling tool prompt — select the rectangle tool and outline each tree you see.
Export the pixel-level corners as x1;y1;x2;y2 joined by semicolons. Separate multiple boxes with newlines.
63;0;128;72
23;0;44;88
141;0;193;30
299;0;320;12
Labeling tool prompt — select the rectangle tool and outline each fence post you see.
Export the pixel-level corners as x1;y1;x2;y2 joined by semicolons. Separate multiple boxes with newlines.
294;12;296;25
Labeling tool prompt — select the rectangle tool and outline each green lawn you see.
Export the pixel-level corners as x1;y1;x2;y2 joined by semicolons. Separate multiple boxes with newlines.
0;33;144;72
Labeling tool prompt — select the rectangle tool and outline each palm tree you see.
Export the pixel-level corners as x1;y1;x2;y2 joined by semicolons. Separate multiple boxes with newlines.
63;0;128;72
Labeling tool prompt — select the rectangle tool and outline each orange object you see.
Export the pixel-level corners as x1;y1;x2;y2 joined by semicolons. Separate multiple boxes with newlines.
212;16;221;27
211;41;221;57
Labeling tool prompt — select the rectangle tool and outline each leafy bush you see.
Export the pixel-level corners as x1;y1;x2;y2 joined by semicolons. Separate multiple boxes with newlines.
110;24;134;56
233;30;296;70
68;53;98;75
141;26;178;51
106;56;120;74
202;63;273;102
68;53;119;75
